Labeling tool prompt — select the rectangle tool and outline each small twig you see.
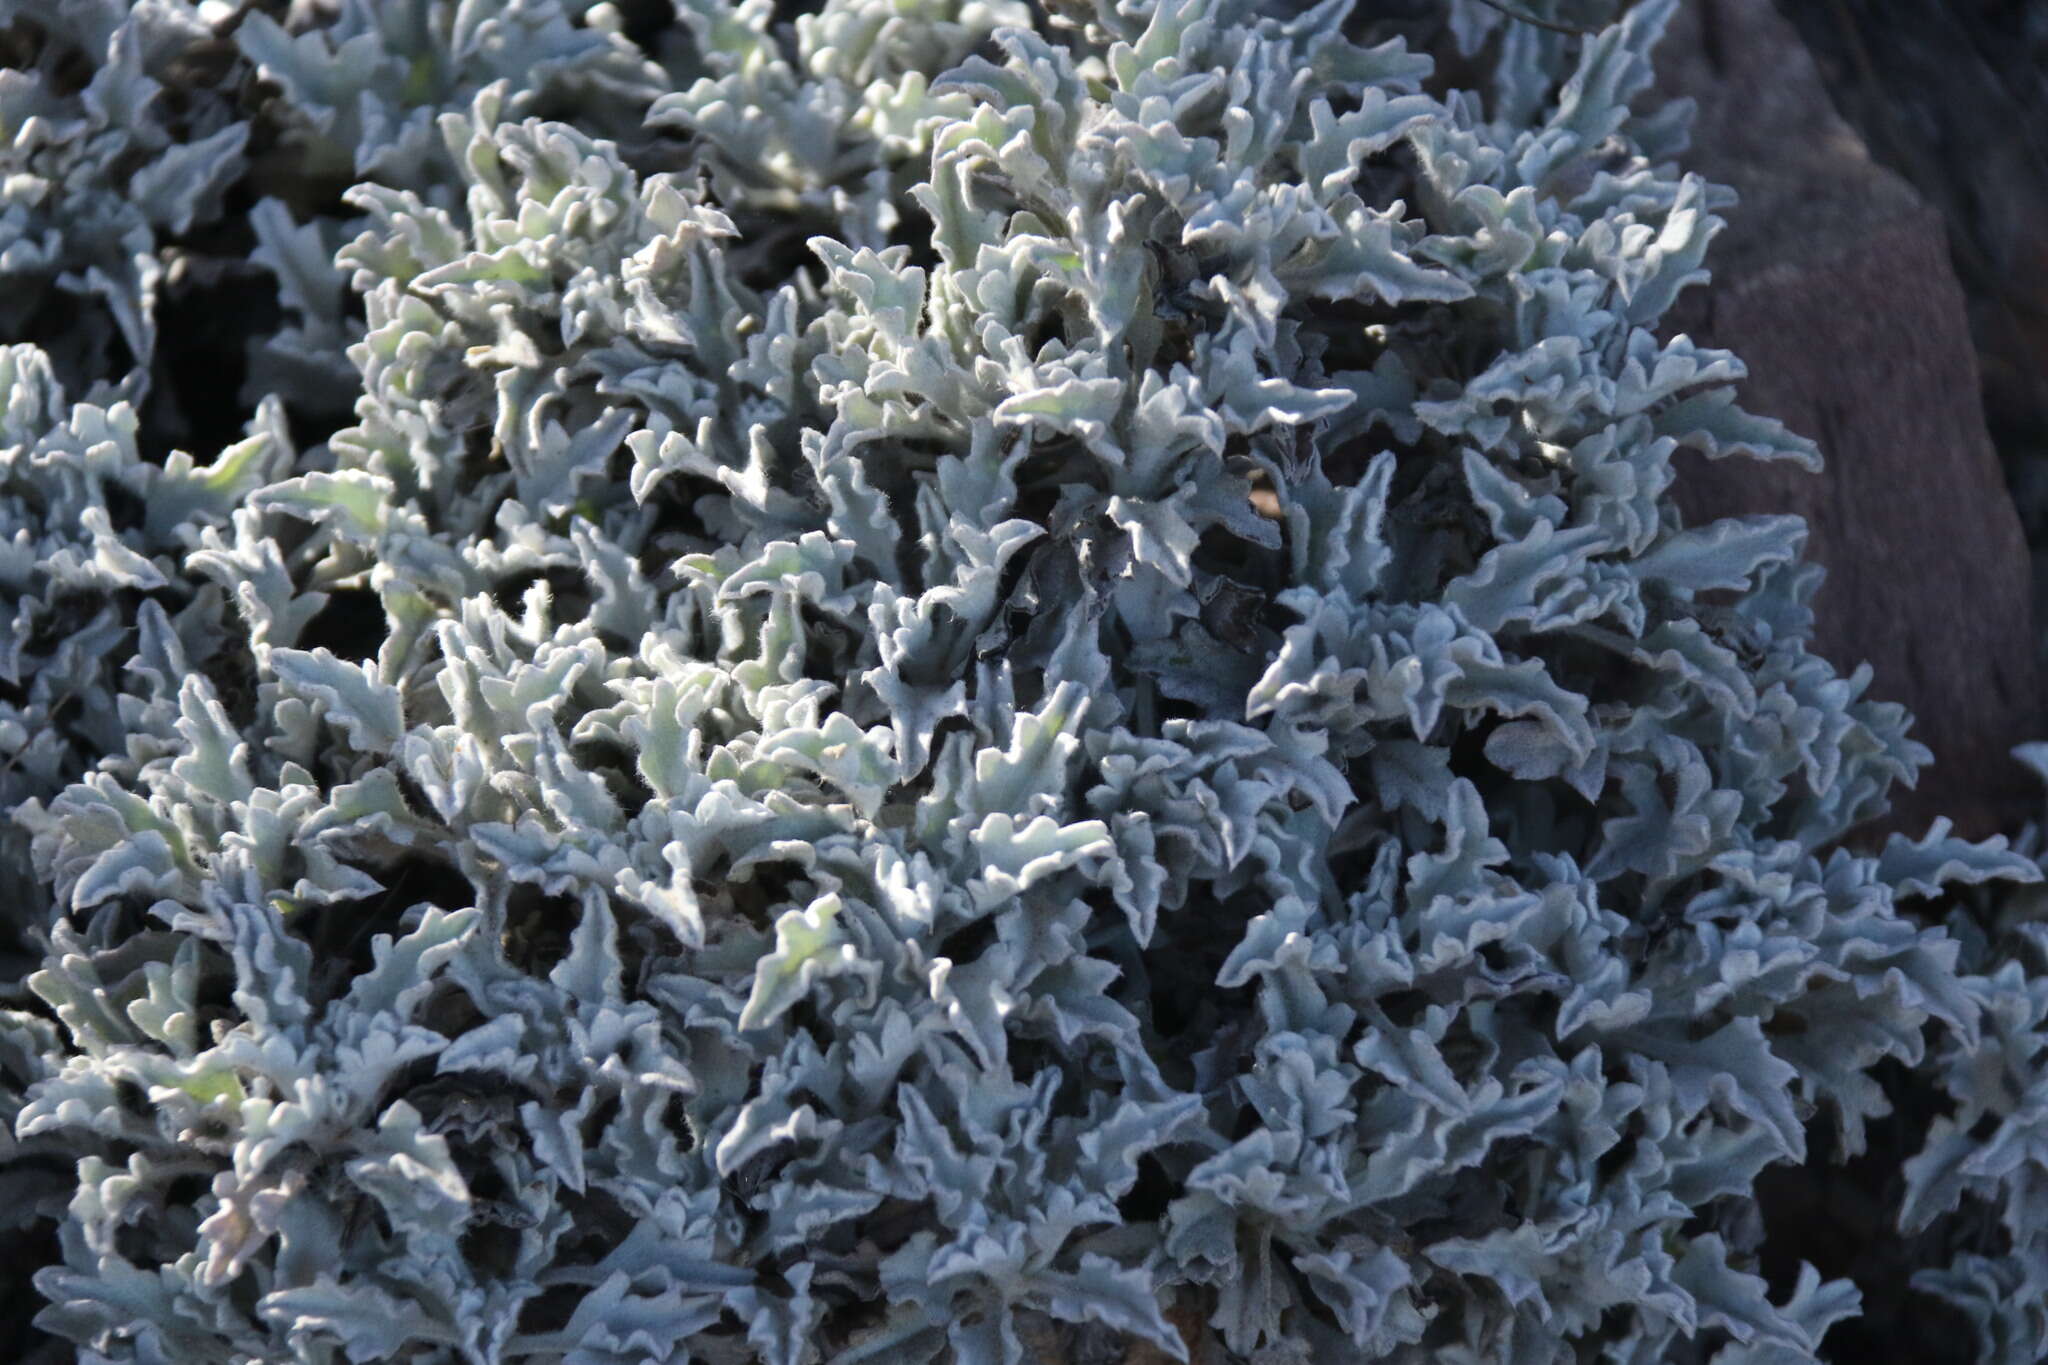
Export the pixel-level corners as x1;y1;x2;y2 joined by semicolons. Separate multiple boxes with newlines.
1472;0;1642;39
0;681;80;786
1471;0;1600;36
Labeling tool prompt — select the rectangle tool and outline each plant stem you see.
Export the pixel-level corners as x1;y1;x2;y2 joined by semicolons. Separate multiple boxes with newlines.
1471;0;1636;38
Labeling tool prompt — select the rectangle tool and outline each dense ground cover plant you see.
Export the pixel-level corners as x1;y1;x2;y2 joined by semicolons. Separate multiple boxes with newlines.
4;1;2047;1361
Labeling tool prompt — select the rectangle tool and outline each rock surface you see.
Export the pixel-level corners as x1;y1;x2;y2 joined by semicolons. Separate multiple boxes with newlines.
1768;0;2048;484
1657;0;2041;840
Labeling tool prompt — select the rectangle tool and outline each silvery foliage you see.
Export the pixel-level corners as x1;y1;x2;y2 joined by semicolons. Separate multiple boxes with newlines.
0;0;672;410
1903;744;2048;1365
0;342;293;1320
0;0;678;869
0;0;248;398
0;340;290;906
4;0;2042;1362
232;0;672;406
234;0;668;187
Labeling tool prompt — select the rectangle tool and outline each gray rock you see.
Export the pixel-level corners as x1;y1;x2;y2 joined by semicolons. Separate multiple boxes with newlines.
1657;0;2041;839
